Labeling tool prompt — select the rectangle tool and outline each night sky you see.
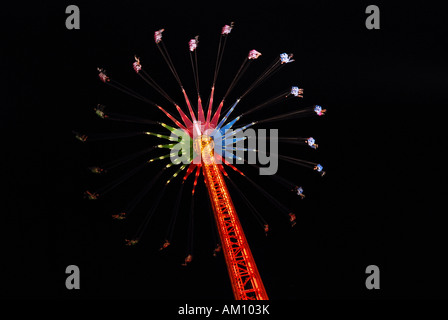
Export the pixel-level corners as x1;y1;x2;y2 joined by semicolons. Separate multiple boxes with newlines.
2;0;446;307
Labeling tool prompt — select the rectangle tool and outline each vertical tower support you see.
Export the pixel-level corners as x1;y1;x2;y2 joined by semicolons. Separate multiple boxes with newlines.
199;136;268;300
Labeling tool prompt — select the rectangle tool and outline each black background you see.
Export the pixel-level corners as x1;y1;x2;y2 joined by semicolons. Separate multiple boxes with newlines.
1;0;446;306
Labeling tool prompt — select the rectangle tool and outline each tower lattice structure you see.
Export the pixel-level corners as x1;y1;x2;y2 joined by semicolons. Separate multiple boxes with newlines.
199;135;268;300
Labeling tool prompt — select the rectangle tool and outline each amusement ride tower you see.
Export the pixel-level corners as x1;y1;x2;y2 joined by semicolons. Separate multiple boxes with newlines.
198;135;268;300
85;23;326;300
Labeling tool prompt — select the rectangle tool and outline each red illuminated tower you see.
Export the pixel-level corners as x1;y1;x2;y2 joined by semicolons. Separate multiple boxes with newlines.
199;135;268;300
